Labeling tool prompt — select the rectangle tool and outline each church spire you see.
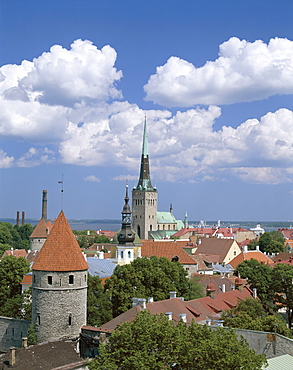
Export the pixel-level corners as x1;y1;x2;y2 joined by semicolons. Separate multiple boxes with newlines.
118;182;135;245
135;116;154;191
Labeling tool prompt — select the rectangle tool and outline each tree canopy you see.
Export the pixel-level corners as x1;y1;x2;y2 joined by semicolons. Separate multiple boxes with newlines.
104;256;204;317
259;231;285;254
88;310;266;370
0;255;30;318
87;275;113;326
222;298;292;337
0;221;34;253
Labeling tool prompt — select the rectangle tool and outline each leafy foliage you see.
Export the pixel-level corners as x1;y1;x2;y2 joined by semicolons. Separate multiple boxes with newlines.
259;231;285;254
87;275;113;326
0;221;34;251
88;310;266;370
222;298;292;337
0;255;30;318
235;259;275;309
104;256;204;317
27;323;37;345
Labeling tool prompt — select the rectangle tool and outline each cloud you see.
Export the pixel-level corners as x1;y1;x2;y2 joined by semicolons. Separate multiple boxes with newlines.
84;175;101;182
144;37;293;106
2;38;293;185
0;150;14;168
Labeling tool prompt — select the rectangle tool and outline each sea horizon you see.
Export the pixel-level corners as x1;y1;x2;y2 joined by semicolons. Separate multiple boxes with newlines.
1;218;293;232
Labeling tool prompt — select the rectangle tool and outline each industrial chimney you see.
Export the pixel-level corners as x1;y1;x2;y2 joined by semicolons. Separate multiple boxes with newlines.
42;190;47;221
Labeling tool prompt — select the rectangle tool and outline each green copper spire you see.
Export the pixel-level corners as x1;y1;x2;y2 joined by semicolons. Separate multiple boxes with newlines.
142;115;148;157
135;116;155;191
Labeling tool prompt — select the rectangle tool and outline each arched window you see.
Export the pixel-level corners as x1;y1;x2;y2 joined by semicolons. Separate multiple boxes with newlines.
137;225;141;237
128;251;131;258
121;251;124;258
150;224;152;231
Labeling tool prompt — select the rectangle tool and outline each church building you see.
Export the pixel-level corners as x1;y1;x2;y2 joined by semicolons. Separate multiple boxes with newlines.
132;118;183;239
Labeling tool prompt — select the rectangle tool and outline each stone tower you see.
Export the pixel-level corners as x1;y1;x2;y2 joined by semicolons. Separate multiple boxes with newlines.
32;211;88;343
132;118;157;239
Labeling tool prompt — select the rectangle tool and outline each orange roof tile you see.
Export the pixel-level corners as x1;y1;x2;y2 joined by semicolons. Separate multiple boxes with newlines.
141;241;196;264
32;211;88;272
229;251;272;269
30;218;52;238
21;274;33;285
2;249;27;258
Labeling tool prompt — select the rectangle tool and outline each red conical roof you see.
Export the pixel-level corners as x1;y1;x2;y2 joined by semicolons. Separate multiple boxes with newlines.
32;211;88;272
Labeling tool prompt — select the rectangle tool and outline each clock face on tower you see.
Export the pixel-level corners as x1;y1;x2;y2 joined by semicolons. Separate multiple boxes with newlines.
122;214;131;223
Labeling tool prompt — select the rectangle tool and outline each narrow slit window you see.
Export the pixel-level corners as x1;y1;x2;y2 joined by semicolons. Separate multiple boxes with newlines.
68;314;72;326
48;276;52;285
69;275;74;284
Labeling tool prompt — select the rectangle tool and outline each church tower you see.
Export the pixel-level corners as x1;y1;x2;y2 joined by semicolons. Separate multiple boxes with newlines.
132;118;157;239
32;211;88;343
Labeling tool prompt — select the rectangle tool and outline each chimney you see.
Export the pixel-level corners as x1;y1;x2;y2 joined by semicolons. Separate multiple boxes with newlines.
253;288;257;299
170;291;177;299
206;318;212;326
256;245;260;252
10;347;16;366
132;298;139;307
22;211;25;225
16;211;20;226
222;284;226;293
138;298;146;309
148;297;154;303
178;297;184;301
243;245;248;253
179;313;187;323
42;190;47;221
22;337;28;348
165;312;173;321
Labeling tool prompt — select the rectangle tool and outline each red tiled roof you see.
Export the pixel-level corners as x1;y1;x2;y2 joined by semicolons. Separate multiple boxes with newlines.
194;238;238;264
2;249;27;258
229;251;272;269
141;241;196;264
21;274;32;285
272;252;293;262
32;211;88;272
172;227;248;239
95;287;253;332
30;218;52;238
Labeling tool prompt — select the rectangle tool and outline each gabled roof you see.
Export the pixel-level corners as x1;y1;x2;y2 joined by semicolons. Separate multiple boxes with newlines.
94;287;253;332
157;212;177;224
272;252;293;262
2;249;27;258
32;211;88;272
229;251;272;269
87;257;116;278
30;218;52;238
141;240;196;264
194;238;238;264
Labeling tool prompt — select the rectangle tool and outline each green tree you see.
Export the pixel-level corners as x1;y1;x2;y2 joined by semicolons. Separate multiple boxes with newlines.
0;243;12;257
0;225;12;245
222;298;292;337
87;275;113;326
271;263;293;328
104;256;203;317
27;323;37;345
259;231;285;253
247;239;259;250
235;259;275;310
88;310;266;370
94;234;110;243
0;255;30;318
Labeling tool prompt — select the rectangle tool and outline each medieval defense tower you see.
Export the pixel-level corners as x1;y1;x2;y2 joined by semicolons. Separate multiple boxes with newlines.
132;118;157;239
32;211;88;343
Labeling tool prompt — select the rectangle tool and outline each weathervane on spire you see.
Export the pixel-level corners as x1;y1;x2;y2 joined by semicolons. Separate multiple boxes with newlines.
58;174;64;210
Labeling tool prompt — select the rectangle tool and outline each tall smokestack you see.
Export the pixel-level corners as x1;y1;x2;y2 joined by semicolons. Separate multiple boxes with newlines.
16;211;20;226
42;190;48;221
22;211;25;225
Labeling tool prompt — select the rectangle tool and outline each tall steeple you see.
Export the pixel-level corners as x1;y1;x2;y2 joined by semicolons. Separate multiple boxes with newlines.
118;182;135;245
135;116;155;191
132;116;157;239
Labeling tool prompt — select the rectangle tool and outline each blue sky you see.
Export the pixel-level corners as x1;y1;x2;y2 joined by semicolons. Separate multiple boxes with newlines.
1;0;293;222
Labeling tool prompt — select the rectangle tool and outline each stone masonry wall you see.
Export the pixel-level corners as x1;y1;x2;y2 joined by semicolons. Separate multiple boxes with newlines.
32;270;87;343
0;317;30;352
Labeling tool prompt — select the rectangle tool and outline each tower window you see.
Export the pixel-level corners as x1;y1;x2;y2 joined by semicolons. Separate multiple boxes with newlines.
33;275;36;283
37;315;40;325
69;275;74;284
68;314;72;326
48;276;52;285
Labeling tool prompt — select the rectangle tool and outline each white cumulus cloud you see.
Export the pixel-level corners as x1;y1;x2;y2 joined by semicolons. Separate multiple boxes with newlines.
84;175;101;182
144;37;293;106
